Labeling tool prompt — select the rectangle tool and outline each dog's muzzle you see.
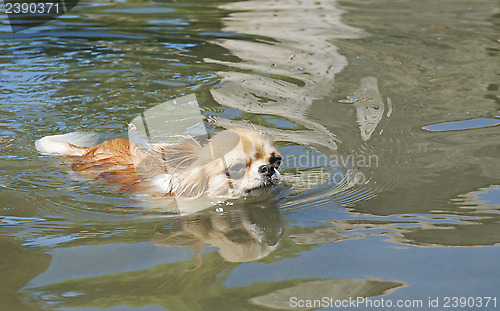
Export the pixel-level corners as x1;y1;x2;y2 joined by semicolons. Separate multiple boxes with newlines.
258;164;276;177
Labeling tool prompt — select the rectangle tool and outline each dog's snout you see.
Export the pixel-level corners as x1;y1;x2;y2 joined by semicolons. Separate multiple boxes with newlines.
258;164;275;177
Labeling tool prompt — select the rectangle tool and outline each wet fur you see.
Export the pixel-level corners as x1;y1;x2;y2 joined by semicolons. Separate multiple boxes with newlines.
36;128;282;198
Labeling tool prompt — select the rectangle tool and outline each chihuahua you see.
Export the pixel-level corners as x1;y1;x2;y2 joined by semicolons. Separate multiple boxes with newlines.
35;128;282;199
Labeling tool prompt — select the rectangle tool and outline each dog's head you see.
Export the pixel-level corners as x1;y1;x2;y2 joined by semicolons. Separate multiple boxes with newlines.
156;128;282;198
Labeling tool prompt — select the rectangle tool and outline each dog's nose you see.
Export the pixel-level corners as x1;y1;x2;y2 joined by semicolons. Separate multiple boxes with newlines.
258;164;275;177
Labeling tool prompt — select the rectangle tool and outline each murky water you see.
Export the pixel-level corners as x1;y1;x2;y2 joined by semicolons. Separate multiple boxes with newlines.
1;0;499;310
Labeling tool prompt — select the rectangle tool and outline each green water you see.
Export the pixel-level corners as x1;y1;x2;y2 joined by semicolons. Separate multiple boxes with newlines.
1;0;499;310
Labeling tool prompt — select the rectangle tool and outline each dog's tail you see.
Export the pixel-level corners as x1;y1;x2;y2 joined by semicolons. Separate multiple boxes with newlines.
35;132;100;156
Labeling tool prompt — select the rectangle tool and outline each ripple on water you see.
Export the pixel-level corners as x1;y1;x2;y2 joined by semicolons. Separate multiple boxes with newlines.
422;118;500;132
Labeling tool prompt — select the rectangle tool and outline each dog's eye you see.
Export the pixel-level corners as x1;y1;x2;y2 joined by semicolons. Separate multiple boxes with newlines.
270;154;282;168
225;163;246;179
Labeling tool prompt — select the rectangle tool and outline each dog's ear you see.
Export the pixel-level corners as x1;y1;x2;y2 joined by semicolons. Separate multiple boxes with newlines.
197;130;241;164
150;136;202;173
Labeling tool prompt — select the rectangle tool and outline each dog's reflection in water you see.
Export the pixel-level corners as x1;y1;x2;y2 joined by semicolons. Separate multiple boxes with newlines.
155;202;282;265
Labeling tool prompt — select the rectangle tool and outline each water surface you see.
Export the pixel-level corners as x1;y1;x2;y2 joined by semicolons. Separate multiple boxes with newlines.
1;0;499;310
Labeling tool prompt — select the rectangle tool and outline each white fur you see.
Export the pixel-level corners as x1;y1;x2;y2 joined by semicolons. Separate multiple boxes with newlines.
151;173;180;194
35;132;99;155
